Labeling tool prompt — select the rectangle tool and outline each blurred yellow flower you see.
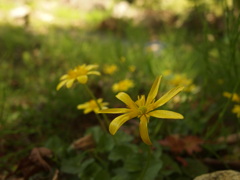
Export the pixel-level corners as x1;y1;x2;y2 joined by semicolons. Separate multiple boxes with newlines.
169;74;192;86
77;98;108;114
169;74;197;93
120;56;126;63
112;79;134;92
223;92;240;103
217;79;224;85
128;65;136;72
100;76;184;145
232;105;240;118
184;84;198;93
162;69;172;76
56;64;100;90
103;64;118;75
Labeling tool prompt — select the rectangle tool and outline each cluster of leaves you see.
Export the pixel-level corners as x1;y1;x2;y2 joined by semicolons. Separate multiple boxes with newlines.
7;126;211;180
5;127;161;179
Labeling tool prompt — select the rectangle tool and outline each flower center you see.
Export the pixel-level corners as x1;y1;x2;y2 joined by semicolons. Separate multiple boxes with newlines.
89;100;98;109
138;106;147;115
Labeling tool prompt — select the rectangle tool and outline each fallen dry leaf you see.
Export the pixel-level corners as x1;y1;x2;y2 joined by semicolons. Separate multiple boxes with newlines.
217;133;240;144
29;147;53;171
7;147;53;180
159;135;204;155
52;169;59;180
72;134;95;150
183;136;204;155
159;135;185;154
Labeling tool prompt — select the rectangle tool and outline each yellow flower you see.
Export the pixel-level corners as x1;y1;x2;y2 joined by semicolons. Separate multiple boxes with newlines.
162;69;172;76
128;65;136;72
100;76;184;145
103;64;118;75
112;79;134;92
185;84;198;93
169;74;192;87
77;98;109;114
223;92;240;103
232;105;240;118
120;56;126;63
57;64;100;90
169;74;197;93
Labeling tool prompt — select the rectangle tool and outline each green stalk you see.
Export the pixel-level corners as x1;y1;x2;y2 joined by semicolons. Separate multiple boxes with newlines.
95;112;107;132
223;0;240;79
83;84;110;127
139;146;151;180
89;150;108;169
153;120;163;137
205;81;240;139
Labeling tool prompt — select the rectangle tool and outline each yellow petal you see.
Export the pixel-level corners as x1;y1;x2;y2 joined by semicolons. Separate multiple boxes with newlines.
86;64;98;70
77;75;88;84
102;102;109;107
56;80;67;90
99;108;130;114
66;79;75;88
87;71;101;75
109;113;135;135
77;104;87;109
136;95;146;107
146;76;162;105
148;110;184;119
116;92;137;109
84;108;92;114
154;86;184;108
139;115;152;145
97;98;103;103
60;74;68;80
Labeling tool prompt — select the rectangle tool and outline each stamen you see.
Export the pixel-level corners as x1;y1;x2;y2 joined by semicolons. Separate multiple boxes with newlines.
139;106;147;115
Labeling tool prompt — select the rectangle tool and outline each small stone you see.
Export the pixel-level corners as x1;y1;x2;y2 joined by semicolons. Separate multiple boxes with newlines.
194;170;240;180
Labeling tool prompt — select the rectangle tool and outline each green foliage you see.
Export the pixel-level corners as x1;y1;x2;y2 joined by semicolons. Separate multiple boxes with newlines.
0;0;239;179
182;158;208;178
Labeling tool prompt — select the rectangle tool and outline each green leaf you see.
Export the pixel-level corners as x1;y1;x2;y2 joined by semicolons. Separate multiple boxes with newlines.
78;158;96;178
94;169;110;180
86;126;104;144
60;153;85;174
114;130;133;143
109;144;138;161
152;142;162;159
86;126;115;152
182;158;208;178
112;168;131;180
44;135;66;157
98;132;115;152
143;158;163;180
78;158;110;180
124;154;144;172
160;154;181;176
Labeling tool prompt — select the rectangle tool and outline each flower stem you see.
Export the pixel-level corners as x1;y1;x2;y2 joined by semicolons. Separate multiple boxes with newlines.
84;84;110;127
95;112;107;132
205;81;240;139
153;120;163;137
139;146;151;180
